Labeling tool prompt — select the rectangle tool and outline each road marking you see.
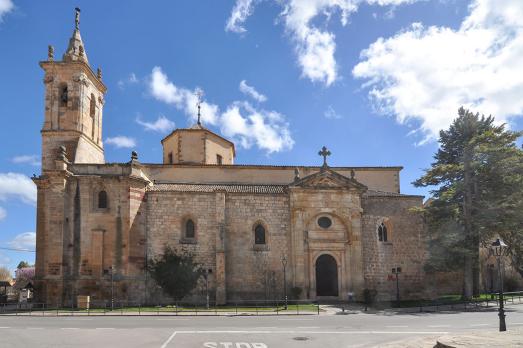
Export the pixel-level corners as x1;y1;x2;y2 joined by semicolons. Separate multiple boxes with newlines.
385;325;408;328
0;327;10;329
428;325;450;328
160;330;177;348
173;330;449;335
253;327;277;329
469;324;489;327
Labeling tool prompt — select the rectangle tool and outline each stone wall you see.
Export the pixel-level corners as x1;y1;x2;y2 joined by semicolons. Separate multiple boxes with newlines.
224;193;290;300
145;165;401;193
145;191;219;303
361;195;426;301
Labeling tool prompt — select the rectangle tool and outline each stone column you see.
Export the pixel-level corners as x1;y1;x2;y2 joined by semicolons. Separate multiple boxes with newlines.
215;191;227;304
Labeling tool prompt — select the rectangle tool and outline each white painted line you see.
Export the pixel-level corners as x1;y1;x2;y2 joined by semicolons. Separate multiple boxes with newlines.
428;325;450;328
253;327;277;329
160;331;177;348
386;325;408;328
0;327;10;329
173;330;449;335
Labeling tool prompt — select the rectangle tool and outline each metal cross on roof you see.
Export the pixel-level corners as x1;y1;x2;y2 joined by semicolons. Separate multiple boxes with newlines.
318;146;331;168
196;89;203;126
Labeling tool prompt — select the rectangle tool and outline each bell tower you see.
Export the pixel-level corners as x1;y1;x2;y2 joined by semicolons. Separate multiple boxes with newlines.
40;8;106;170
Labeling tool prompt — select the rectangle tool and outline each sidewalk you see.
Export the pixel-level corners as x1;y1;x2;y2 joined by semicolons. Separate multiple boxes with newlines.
380;327;523;347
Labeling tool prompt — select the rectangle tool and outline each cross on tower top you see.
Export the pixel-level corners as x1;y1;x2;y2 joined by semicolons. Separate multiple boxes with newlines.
196;89;203;126
318;146;331;168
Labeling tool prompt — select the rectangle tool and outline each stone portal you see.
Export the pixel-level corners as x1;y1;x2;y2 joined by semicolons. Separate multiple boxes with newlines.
315;254;338;296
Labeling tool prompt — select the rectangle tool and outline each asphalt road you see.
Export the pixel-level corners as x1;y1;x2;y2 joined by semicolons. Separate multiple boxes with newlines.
1;306;522;348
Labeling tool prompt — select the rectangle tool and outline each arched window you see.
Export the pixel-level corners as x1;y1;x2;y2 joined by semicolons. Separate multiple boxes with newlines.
254;224;266;244
185;219;195;239
60;85;68;106
378;222;388;242
98;190;108;209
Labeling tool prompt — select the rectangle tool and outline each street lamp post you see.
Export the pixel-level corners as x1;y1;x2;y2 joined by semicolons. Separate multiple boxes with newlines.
392;267;402;307
110;265;114;311
281;255;288;310
203;269;210;310
489;238;508;332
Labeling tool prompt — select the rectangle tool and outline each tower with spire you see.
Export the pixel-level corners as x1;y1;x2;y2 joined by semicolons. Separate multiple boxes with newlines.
40;7;107;170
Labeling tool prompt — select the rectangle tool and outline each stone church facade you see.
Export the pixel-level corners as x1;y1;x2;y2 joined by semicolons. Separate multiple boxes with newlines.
33;11;427;306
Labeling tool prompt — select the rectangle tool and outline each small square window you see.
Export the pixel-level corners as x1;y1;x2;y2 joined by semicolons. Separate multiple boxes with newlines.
216;154;223;165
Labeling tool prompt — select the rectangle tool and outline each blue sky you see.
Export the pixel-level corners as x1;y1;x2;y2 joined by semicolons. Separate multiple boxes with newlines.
0;0;522;272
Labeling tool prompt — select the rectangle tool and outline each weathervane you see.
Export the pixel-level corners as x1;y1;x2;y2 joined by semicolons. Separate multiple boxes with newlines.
75;7;81;30
318;146;331;168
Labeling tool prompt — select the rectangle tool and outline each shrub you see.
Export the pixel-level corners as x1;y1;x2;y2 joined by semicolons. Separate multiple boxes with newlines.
290;286;302;300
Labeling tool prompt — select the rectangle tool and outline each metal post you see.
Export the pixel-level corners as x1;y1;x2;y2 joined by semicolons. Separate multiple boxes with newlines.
392;267;401;307
497;257;506;332
205;269;209;310
110;266;114;311
282;255;288;310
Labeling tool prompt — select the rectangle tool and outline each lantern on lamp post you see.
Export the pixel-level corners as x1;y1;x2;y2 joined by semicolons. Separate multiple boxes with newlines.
489;238;508;332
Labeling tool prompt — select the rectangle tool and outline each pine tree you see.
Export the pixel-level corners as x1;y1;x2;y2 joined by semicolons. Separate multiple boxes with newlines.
414;107;522;299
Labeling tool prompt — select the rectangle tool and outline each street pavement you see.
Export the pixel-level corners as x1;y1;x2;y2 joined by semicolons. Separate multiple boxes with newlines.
0;305;522;347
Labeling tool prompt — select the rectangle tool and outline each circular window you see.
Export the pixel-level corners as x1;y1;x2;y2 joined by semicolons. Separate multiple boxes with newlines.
317;216;332;229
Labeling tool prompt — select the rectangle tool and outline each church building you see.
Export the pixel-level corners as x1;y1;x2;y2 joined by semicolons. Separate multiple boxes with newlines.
33;10;427;305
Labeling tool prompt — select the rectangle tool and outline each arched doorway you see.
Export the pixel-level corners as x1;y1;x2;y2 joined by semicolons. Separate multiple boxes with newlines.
315;254;338;296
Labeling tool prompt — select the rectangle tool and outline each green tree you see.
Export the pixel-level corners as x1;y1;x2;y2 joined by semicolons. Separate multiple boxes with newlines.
16;261;30;269
414;107;523;299
148;246;202;301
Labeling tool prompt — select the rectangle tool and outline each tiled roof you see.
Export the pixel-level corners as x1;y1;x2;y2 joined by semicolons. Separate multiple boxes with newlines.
148;183;287;194
364;190;424;198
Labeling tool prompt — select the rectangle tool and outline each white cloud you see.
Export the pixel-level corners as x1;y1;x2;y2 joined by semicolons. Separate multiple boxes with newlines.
226;0;419;86
105;136;136;148
117;73;139;89
324;105;342;119
0;207;6;221
11;155;40;166
353;0;523;142
226;0;256;33
149;67;294;153
0;173;36;205
221;102;294;153
239;80;267;102
136;114;175;133
149;66;219;125
8;232;36;250
0;0;14;22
